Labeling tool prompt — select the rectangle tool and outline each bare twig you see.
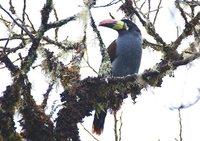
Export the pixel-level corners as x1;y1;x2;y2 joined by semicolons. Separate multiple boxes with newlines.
133;0;147;18
153;0;162;25
47;15;77;30
0;39;27;55
42;36;74;51
178;108;183;141
139;0;147;10
0;4;35;41
82;57;99;74
114;111;118;141
179;0;200;7
25;13;36;33
126;1;166;46
93;0;121;8
147;0;151;19
171;12;200;50
79;123;99;141
53;7;59;41
21;0;26;35
175;0;189;24
118;111;123;141
4;38;10;50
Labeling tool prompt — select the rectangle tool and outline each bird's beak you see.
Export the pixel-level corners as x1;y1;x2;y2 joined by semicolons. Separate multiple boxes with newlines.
99;19;129;31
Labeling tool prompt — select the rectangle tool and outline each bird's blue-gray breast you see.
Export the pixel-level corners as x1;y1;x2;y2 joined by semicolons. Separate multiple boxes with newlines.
112;29;142;76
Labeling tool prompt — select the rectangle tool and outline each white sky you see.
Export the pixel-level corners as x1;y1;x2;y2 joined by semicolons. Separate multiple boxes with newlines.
0;0;200;141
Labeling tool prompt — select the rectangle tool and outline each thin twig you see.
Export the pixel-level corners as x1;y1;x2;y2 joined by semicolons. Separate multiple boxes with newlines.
118;111;123;141
175;0;189;24
178;108;183;141
0;4;35;41
93;0;121;8
171;11;200;50
114;111;118;141
79;123;99;141
25;13;36;33
147;0;151;19
42;36;74;51
4;38;10;50
132;1;166;46
53;7;59;41
179;1;200;7
139;0;147;10
144;7;163;16
47;15;77;30
21;0;26;35
82;57;99;75
0;40;27;55
153;0;162;25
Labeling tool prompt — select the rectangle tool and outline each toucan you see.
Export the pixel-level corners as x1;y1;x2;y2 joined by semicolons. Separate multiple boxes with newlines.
92;19;142;135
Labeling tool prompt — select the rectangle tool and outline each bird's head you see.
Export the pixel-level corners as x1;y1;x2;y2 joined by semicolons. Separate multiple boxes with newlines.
99;19;140;33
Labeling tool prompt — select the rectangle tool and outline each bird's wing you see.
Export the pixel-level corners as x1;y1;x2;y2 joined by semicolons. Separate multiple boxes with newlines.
107;40;117;62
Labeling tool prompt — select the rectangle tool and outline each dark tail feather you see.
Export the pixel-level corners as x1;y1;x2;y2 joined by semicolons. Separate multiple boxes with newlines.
92;111;107;135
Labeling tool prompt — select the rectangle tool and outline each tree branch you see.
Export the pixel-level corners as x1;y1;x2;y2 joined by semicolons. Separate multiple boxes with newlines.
0;4;35;41
47;15;77;30
171;11;200;50
120;0;166;46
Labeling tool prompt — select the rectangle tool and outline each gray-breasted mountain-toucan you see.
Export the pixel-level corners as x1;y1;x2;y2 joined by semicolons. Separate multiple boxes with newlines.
92;19;142;135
